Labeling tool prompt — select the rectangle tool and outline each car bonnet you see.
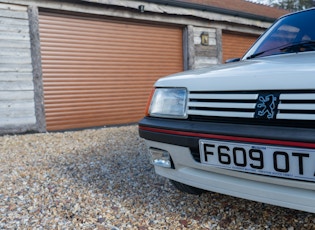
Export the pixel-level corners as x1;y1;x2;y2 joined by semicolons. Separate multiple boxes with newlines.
155;51;315;92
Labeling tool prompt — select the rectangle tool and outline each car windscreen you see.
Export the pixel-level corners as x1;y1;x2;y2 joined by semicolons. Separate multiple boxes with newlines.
244;9;315;59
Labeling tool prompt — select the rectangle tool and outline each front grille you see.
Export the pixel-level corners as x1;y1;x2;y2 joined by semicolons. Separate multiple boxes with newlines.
187;90;315;122
187;90;315;163
278;93;315;120
188;92;258;118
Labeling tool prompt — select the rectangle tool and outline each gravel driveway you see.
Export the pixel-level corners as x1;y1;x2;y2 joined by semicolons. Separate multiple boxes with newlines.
0;125;314;229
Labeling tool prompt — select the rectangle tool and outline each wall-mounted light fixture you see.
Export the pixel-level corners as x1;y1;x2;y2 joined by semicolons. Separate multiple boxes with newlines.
200;32;209;46
138;5;145;13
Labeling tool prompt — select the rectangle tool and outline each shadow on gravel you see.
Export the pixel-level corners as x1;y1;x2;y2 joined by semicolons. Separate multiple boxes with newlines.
49;131;314;229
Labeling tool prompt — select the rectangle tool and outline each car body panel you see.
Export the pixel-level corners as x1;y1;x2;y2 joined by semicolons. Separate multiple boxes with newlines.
146;139;315;213
155;52;315;91
139;8;315;213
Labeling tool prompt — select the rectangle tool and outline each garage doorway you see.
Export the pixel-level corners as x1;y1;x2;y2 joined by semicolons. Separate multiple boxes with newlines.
39;12;184;131
222;31;259;63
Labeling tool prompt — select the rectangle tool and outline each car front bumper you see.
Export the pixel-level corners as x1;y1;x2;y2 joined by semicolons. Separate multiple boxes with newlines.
139;117;315;213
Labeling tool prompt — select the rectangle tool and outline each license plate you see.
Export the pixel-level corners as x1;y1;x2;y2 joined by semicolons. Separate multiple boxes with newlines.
199;139;315;182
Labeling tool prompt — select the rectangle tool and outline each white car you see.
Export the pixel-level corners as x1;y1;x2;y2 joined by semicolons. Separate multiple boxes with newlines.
139;8;315;213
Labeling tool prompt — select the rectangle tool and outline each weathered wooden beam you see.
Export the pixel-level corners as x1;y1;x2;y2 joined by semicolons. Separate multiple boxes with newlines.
28;5;46;133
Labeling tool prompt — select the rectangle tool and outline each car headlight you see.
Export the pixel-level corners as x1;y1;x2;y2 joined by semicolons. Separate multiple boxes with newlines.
148;88;188;119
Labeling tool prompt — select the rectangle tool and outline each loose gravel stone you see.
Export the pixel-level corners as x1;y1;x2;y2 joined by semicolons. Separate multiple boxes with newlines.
0;125;314;229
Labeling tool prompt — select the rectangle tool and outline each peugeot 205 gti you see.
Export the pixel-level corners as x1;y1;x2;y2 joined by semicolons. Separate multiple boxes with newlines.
139;8;315;213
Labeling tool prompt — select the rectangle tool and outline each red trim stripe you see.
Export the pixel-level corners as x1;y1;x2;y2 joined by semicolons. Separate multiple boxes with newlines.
139;126;315;149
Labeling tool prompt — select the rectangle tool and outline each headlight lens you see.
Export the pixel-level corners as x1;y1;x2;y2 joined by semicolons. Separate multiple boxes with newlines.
149;88;187;119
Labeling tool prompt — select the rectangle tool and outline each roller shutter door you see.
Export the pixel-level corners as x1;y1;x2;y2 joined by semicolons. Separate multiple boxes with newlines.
39;12;183;131
222;31;259;63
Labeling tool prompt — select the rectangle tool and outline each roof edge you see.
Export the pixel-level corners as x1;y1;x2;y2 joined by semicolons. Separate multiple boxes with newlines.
144;0;278;22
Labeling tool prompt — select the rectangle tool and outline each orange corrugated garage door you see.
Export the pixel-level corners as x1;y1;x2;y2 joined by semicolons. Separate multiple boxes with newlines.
222;31;259;63
39;12;183;131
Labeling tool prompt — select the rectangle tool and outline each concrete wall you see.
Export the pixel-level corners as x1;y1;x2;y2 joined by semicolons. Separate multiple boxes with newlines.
0;3;38;134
